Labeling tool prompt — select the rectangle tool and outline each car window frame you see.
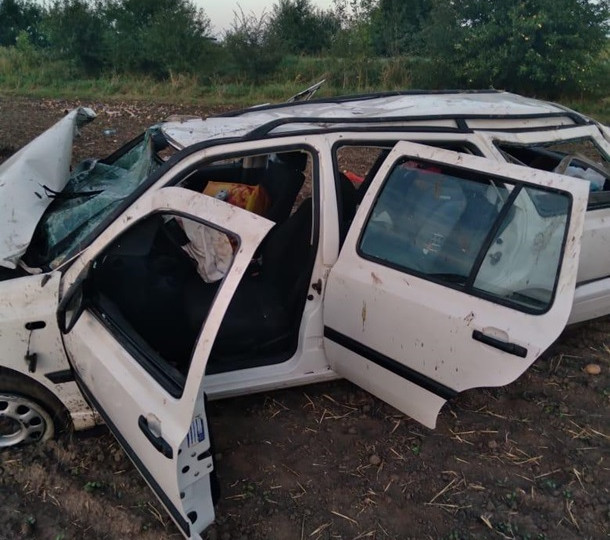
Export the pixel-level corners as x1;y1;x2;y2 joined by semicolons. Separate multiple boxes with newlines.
58;138;325;396
478;126;610;211
85;210;242;398
355;153;575;316
54;137;322;274
327;133;492;251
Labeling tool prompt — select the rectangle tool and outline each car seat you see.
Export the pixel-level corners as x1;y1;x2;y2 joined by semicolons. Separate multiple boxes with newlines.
184;198;314;370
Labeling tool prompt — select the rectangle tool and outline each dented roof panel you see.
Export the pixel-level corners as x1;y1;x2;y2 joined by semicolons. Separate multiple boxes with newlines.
161;91;582;149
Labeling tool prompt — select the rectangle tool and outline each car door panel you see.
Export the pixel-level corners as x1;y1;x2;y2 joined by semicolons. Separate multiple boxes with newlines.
324;141;588;429
60;187;273;538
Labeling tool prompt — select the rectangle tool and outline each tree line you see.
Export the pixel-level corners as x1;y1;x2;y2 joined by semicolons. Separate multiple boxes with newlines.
0;0;608;97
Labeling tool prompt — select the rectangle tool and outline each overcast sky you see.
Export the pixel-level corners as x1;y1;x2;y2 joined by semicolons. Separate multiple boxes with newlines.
198;0;335;35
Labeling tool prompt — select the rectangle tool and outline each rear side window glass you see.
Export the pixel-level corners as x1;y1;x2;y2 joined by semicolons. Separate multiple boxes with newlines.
333;142;482;245
358;160;571;314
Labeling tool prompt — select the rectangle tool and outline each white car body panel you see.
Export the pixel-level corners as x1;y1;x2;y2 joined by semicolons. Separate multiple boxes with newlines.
0;272;97;429
199;134;495;401
577;206;610;283
54;135;341;418
569;276;610;324
61;187;274;538
0;107;96;269
324;141;589;428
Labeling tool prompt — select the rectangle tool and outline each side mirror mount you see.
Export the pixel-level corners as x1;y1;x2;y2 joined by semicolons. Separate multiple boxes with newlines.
58;279;87;334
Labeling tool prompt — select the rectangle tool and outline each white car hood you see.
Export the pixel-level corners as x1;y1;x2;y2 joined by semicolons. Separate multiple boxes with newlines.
0;107;96;269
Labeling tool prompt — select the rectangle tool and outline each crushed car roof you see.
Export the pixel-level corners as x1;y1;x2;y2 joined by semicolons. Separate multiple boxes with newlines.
161;90;590;150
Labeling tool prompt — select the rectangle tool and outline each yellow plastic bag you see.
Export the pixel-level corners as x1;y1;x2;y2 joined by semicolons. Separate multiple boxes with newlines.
203;181;270;216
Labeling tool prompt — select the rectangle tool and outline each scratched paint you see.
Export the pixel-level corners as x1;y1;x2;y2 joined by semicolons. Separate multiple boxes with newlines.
361;301;367;331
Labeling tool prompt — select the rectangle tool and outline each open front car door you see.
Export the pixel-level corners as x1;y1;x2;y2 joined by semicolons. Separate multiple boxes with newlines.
324;141;589;429
58;187;273;538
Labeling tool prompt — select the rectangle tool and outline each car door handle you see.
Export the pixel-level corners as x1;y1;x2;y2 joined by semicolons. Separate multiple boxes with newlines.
138;415;173;459
472;330;528;358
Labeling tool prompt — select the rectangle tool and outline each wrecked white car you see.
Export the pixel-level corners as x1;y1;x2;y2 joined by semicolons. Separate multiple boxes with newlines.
1;91;609;538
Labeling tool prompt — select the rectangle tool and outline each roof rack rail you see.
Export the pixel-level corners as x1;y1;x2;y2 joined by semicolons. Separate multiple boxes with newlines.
216;89;504;118
244;111;588;140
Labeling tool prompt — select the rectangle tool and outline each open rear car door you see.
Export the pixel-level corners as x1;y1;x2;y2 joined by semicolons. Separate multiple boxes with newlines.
58;187;273;538
324;141;589;428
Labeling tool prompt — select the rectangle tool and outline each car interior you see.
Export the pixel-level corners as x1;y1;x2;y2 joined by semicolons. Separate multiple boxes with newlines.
86;149;318;394
497;140;610;209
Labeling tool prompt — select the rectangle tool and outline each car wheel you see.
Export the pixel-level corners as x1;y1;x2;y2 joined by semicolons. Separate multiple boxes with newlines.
0;371;69;448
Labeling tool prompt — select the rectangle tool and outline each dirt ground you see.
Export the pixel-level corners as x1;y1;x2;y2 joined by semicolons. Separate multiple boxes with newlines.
0;97;608;540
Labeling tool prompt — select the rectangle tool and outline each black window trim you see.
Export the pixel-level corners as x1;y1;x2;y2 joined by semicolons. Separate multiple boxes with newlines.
355;155;574;316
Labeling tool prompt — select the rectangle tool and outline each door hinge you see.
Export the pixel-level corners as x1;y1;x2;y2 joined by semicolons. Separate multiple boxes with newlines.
311;279;323;295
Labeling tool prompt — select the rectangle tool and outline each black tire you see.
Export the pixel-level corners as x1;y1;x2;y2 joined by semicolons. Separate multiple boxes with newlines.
0;369;71;448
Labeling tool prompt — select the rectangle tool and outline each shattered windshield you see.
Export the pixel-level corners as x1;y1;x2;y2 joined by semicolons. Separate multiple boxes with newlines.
24;130;159;269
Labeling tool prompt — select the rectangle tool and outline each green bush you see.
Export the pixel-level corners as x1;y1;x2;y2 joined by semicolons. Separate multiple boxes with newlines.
0;0;608;104
223;10;283;83
416;0;610;98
